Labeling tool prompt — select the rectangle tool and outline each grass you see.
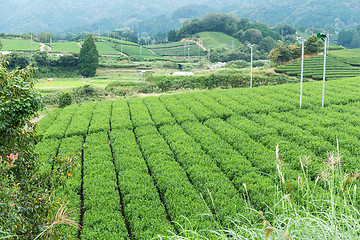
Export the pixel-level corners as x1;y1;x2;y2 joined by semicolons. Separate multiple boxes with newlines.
199;32;242;52
0;38;41;51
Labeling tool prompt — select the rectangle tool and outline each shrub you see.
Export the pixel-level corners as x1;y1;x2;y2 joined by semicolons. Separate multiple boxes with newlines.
0;59;78;239
58;92;72;108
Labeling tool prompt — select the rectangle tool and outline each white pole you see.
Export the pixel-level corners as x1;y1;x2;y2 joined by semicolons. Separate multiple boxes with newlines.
250;45;253;88
322;37;327;107
31;31;33;54
121;38;123;54
188;47;190;59
300;40;304;108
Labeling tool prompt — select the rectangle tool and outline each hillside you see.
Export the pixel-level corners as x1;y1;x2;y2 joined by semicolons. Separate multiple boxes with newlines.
36;76;360;238
1;0;360;34
198;32;242;52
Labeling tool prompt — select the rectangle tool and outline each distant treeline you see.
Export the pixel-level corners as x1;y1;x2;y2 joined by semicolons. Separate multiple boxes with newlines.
170;13;296;45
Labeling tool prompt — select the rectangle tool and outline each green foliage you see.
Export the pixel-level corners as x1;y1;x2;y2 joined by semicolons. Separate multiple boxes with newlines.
337;25;360;49
305;35;323;54
168;29;177;42
58;92;72;108
0;60;78;239
0;61;41;130
147;71;295;91
7;53;30;69
78;35;99;77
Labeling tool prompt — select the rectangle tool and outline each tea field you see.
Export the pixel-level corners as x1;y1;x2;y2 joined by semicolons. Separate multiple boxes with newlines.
275;55;360;80
35;76;360;239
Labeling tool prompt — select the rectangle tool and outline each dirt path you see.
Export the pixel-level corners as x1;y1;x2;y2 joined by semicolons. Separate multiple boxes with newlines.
30;114;46;124
77;42;82;48
40;43;52;52
180;38;207;51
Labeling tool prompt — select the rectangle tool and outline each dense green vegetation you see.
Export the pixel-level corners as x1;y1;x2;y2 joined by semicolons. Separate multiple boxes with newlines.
0;61;78;239
35;74;360;239
275;55;360;80
79;35;99;77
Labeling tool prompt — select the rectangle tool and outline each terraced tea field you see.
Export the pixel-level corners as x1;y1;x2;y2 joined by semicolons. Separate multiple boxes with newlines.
275;55;360;80
36;77;360;239
147;42;207;57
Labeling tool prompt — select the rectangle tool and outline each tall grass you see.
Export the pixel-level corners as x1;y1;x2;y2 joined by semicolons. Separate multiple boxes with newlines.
161;141;360;239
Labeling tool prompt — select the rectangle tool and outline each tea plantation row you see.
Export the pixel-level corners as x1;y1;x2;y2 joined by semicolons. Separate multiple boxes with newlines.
35;76;360;239
275;55;360;80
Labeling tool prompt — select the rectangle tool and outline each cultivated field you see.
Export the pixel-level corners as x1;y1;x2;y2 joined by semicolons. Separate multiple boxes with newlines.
275;55;360;79
35;76;360;239
198;31;242;52
0;38;41;51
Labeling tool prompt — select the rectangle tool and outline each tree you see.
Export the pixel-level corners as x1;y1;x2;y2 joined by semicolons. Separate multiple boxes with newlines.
0;59;78;239
78;35;99;77
168;29;177;42
304;35;323;54
241;28;263;44
258;36;276;53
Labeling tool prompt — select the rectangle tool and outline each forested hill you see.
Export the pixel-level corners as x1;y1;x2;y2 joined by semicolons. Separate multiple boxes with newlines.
1;0;359;34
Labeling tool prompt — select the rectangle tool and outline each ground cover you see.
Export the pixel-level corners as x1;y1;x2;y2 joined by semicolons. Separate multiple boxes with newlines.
35;76;360;239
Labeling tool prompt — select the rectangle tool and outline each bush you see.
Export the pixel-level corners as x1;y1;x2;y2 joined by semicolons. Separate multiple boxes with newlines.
0;60;78;239
58;92;72;108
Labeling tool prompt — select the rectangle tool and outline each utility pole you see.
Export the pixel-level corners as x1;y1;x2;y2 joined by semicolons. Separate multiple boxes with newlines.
184;44;186;59
317;33;328;107
188;46;190;59
232;40;234;52
322;36;327;107
31;31;33;54
297;37;305;108
247;43;253;88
